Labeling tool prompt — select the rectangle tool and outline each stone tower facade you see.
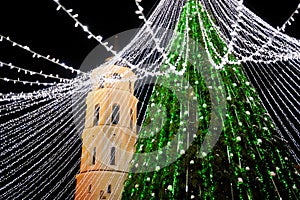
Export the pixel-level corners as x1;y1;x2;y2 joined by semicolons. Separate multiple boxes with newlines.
75;64;138;200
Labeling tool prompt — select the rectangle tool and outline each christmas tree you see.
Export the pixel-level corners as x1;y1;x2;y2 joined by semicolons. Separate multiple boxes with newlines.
122;0;299;199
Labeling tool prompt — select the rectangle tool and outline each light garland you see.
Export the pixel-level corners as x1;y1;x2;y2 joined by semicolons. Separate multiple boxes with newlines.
0;60;70;82
52;0;117;55
278;3;300;32
0;34;83;74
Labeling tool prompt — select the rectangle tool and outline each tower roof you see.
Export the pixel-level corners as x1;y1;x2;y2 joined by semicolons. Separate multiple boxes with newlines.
91;62;136;91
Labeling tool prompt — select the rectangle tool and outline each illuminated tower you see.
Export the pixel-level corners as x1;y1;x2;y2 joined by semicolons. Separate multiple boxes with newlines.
75;63;138;200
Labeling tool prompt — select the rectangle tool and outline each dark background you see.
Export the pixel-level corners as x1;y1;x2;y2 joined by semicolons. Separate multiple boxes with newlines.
0;0;299;199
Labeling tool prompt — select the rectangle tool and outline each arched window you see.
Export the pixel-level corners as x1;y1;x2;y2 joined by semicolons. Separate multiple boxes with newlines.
94;104;100;126
88;184;92;193
99;76;105;88
107;184;111;193
111;104;120;125
110;147;116;165
112;73;121;79
129;80;132;93
99;190;106;199
92;147;96;165
130;109;133;130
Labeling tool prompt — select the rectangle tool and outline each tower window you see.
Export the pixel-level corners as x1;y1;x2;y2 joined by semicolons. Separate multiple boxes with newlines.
94;104;100;126
107;184;111;193
129;80;132;93
99;76;105;88
111;104;120;125
130;109;133;130
112;73;121;79
110;147;116;165
88;184;92;193
92;147;96;165
99;190;106;199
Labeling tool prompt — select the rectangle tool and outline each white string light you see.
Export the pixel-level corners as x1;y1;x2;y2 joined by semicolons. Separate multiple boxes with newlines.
278;3;300;32
0;34;83;75
52;0;117;55
0;60;70;82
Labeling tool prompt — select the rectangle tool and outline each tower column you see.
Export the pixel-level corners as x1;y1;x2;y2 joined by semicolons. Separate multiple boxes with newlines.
75;65;138;200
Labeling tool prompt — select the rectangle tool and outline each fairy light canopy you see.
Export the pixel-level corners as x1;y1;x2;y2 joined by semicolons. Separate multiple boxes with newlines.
0;0;299;199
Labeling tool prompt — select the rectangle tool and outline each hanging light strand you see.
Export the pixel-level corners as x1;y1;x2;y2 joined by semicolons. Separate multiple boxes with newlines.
0;34;83;75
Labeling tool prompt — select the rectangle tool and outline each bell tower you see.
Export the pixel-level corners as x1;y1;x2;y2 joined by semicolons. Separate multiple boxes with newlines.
75;63;138;200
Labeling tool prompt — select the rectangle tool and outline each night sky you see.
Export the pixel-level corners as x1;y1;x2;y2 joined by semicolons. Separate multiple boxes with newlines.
0;0;299;199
